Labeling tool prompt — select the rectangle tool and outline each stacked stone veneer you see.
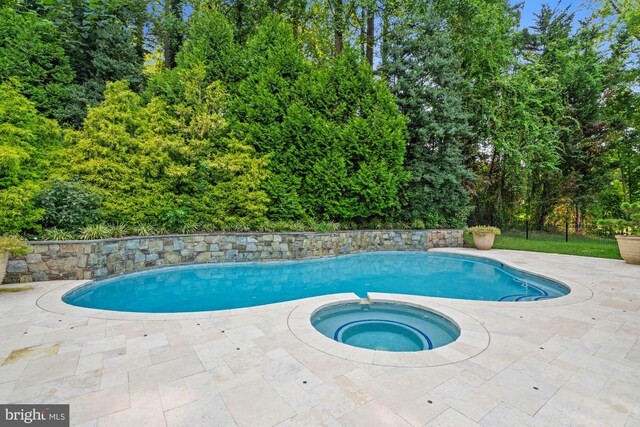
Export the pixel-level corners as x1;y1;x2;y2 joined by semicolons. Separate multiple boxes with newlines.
3;229;462;284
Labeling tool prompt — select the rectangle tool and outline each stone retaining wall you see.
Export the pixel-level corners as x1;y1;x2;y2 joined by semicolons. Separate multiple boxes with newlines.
3;229;462;284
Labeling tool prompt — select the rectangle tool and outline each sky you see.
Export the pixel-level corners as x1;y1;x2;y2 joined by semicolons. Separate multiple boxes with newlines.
512;0;598;28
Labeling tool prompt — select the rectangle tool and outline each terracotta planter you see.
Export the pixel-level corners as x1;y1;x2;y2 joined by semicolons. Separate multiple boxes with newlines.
616;235;640;265
0;251;8;284
472;233;496;250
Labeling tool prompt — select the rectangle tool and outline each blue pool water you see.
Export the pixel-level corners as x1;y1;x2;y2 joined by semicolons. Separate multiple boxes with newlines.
62;252;569;313
312;302;460;352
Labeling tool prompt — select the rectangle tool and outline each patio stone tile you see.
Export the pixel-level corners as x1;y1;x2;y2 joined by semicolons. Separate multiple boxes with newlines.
40;369;102;403
258;354;322;387
75;353;103;375
193;337;239;369
221;377;295;426
125;332;169;354
100;370;128;390
7;383;44;404
80;335;125;357
534;382;632;426
0;360;28;383
568;368;609;392
338;400;412;426
426;408;480;426
376;392;448;426
430;377;501;421
149;342;197;365
102;351;152;372
479;402;534;426
343;368;374;386
98;389;166;427
128;353;204;394
312;384;370;419
67;383;130;425
165;394;236;427
475;365;558;416
14;351;80;390
223;346;269;375
159;372;213;411
0;381;15;401
270;380;317;413
222;325;265;344
273;406;341;427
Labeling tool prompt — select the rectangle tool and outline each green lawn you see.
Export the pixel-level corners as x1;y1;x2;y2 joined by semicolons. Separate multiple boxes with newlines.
463;231;622;260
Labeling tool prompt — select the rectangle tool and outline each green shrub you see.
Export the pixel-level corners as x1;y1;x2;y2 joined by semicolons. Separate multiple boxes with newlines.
130;223;158;237
178;222;200;235
411;219;426;230
161;207;189;232
0;235;31;256
38;178;102;230
0;81;62;234
313;221;341;233
78;224;112;240
597;202;640;236
0;9;74;120
41;228;76;241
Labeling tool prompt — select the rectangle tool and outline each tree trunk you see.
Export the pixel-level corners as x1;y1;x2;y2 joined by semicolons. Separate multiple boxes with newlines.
360;8;366;56
163;0;182;69
380;2;389;66
333;0;344;56
366;8;374;66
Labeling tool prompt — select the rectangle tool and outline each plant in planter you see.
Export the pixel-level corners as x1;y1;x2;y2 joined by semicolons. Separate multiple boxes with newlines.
0;235;31;283
467;226;501;250
598;201;640;265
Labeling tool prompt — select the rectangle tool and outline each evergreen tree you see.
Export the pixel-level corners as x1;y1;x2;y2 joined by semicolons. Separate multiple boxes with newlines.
231;17;407;222
0;81;63;234
381;2;473;227
67;75;269;225
175;6;236;83
295;50;408;221
62;20;144;127
0;8;74;121
230;16;309;220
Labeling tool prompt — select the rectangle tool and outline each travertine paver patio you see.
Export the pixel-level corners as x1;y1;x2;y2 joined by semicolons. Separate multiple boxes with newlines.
1;248;639;426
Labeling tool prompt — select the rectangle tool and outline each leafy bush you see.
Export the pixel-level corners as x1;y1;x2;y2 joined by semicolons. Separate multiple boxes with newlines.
0;235;31;256
178;222;200;235
411;219;426;230
598;202;640;236
68;74;269;225
162;207;189;231
230;18;408;222
130;223;158;237
109;223;129;238
42;228;76;241
0;82;62;234
38;178;102;231
0;9;74;120
78;224;113;240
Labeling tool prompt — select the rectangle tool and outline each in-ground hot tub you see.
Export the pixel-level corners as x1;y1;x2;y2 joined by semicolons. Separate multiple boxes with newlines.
311;302;460;352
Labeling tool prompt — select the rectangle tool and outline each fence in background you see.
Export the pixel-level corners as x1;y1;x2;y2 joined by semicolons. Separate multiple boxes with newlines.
468;211;616;245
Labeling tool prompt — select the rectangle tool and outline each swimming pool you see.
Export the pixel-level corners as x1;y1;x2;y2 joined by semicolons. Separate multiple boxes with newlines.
62;252;569;313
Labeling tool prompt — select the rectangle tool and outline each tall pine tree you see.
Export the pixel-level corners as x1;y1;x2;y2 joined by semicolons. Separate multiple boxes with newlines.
381;1;473;227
